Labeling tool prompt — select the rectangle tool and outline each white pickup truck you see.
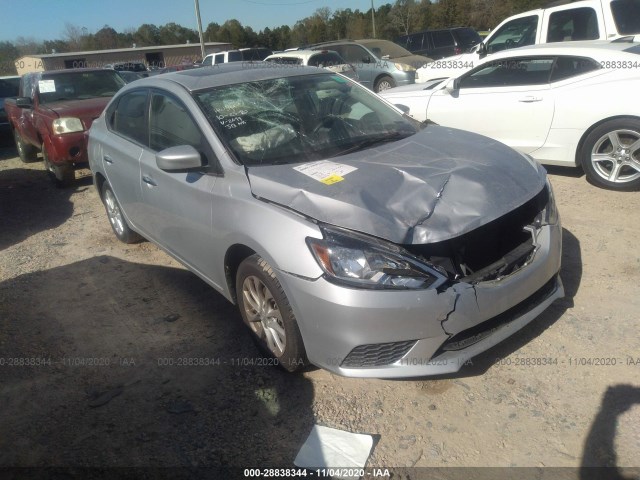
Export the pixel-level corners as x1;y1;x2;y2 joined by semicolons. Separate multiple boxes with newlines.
416;0;640;82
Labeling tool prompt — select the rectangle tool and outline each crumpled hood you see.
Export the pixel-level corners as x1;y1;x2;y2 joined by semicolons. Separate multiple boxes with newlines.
247;126;546;245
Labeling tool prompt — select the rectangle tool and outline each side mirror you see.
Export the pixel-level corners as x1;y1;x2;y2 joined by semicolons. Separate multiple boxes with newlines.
477;42;487;59
15;97;32;108
362;56;371;64
444;78;460;94
156;145;203;171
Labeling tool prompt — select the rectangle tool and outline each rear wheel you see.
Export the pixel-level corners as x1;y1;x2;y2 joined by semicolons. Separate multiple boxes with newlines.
101;182;143;244
374;75;396;93
43;146;75;188
581;118;640;191
236;254;308;372
13;130;38;163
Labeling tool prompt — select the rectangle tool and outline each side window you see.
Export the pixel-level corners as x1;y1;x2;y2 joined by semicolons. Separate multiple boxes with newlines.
459;57;554;88
547;7;599;42
487;15;538;54
202;56;212;66
409;33;425;50
432;31;455;48
550;56;600;82
341;45;371;63
228;51;242;62
150;92;203;152
109;90;149;146
214;53;224;64
309;53;341;67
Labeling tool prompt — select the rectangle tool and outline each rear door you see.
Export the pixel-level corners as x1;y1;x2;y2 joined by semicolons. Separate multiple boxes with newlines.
101;88;148;225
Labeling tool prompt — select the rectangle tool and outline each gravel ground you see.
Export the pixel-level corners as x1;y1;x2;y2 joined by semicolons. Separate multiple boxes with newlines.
1;138;639;479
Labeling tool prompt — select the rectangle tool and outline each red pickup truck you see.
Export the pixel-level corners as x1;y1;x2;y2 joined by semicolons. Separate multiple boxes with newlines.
5;69;125;186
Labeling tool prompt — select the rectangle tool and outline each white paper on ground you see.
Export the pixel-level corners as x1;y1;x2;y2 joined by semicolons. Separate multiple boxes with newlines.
294;425;374;479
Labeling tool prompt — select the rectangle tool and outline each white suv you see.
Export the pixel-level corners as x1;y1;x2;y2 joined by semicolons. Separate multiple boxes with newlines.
264;50;359;81
202;47;272;66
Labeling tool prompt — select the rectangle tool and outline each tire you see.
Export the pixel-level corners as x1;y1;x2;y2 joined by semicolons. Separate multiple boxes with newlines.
580;118;640;191
236;254;308;372
374;75;396;93
42;146;75;188
13;130;38;163
100;182;143;244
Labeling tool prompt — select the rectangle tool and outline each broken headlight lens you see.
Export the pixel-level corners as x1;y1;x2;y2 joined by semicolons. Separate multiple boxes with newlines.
534;178;559;227
307;226;445;290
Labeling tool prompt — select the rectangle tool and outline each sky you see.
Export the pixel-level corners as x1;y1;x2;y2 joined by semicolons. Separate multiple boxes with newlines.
0;0;379;43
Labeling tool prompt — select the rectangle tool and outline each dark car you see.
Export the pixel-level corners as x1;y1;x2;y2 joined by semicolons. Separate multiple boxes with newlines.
396;27;482;60
0;76;21;137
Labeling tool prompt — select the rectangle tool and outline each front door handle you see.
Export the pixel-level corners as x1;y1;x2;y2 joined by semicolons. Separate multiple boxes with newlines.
142;175;157;187
519;96;542;103
103;155;114;164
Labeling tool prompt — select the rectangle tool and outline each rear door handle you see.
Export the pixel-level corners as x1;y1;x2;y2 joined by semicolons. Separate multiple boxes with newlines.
103;155;114;164
519;96;542;103
142;175;157;187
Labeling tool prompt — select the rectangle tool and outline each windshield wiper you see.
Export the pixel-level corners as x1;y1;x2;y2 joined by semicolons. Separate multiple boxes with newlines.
330;131;410;157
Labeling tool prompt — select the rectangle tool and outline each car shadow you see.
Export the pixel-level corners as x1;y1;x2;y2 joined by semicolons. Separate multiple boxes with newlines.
412;227;582;380
0;256;316;472
545;164;585;179
579;384;640;480
0;168;76;250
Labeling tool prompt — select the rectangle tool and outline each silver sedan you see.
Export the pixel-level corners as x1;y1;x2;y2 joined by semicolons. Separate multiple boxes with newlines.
88;64;563;378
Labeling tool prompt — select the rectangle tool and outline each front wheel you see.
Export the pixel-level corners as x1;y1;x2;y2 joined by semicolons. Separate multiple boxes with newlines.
236;255;308;372
42;146;74;188
14;130;38;163
101;182;142;244
374;75;396;93
581;118;640;191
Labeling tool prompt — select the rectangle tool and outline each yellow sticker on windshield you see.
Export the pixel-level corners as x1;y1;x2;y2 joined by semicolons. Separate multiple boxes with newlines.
321;174;344;185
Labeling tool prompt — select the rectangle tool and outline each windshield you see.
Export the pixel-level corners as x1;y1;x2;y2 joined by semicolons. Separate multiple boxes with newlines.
194;73;421;166
359;40;414;59
38;71;125;103
611;0;640;34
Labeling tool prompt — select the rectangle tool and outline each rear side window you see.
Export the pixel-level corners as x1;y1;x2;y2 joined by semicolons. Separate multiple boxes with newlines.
308;52;344;67
228;51;243;62
549;56;600;82
611;0;640;35
109;90;149;146
0;77;20;97
266;57;302;65
214;53;225;64
431;31;455;48
547;7;599;42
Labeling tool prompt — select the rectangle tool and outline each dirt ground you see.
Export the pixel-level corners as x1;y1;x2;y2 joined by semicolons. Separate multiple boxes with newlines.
1;136;639;479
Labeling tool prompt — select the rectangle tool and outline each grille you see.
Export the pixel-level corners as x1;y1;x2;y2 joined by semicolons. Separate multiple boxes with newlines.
342;340;417;368
435;274;559;354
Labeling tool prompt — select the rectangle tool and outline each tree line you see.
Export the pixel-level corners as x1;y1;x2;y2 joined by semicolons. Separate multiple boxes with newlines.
0;0;547;75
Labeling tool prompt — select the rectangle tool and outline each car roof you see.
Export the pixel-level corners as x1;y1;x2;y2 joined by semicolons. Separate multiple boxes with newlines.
127;62;332;92
485;40;640;61
265;49;340;61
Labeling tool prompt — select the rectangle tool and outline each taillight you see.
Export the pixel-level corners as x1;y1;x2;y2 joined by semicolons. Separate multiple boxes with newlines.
454;47;462;55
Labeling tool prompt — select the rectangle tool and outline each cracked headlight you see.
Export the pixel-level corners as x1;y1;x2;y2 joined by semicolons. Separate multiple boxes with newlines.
534;178;559;227
307;226;445;290
52;117;84;135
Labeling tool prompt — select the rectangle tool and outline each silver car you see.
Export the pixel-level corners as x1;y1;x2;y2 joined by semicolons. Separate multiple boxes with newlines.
88;64;563;378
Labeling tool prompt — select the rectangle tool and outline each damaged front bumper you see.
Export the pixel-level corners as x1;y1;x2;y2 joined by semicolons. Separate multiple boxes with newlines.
280;222;563;378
